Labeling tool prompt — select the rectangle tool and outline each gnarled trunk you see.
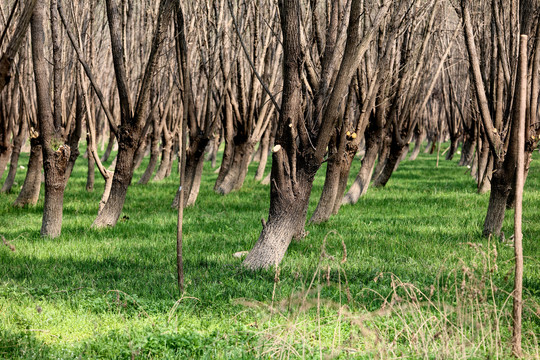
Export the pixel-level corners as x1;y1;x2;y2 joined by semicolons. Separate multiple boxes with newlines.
243;170;312;269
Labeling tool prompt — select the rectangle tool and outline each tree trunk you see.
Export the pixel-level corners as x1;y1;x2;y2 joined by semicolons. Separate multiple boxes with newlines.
13;137;42;207
408;128;425;161
372;136;406;188
372;132;391;180
64;87;83;182
86;137;95;192
243;172;312;269
100;131;115;162
153;135;173;181
476;134;490;183
342;134;378;205
138;115;161;184
478;154;493;194
172;138;208;208
423;140;433;153
1;116;26;193
207;134;219;169
215;141;254;195
215;95;235;190
132;132;150;172
445;136;459;160
310;141;344;224
458;130;476;166
255;125;271;181
92;127;140;227
31;0;71;238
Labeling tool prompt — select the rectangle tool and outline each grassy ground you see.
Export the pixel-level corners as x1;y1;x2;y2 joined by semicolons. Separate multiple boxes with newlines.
0;147;539;359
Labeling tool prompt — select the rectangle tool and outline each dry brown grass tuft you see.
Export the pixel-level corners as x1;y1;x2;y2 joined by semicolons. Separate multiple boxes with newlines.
237;233;540;359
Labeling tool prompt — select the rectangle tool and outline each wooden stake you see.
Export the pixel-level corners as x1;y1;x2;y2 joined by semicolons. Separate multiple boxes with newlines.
512;34;527;358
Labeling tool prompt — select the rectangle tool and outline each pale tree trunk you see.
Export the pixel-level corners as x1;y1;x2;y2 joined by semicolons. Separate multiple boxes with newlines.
153;133;173;181
408;126;424;161
477;154;493;194
1;106;26;193
255;124;271;181
13;137;41;207
510;35;527;358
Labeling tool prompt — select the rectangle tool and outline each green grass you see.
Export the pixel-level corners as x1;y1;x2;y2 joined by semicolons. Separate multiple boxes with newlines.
0;146;539;359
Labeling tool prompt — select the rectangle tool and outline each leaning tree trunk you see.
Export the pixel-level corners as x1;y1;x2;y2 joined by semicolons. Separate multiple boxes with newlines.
372;134;407;188
310;145;342;223
13;137;42;207
93;127;140;227
342;130;379;205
